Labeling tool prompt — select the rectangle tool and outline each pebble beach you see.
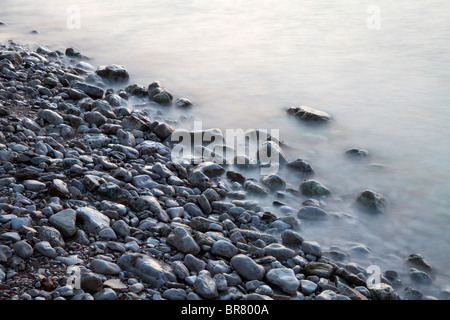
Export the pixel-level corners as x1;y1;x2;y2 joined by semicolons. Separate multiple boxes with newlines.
0;38;447;302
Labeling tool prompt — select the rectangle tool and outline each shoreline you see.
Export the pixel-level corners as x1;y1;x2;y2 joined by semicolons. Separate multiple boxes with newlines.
0;39;444;301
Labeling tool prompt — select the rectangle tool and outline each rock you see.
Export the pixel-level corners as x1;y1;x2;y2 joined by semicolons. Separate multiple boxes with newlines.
345;148;369;158
233;229;277;245
80;133;111;149
263;243;296;261
93;288;117;300
0;245;12;263
167;227;200;255
34;241;57;258
37;109;64;125
405;253;433;272
299;179;331;197
84;111;107;126
193;270;218;299
300;280;318;295
187;170;211;191
117;253;176;288
210;240;238;259
193;161;226;178
13;241;34;259
409;268;433;285
90;259;121;275
0;51;23;65
80;272;104;293
265;268;299;295
76;207;110;235
356;190;387;213
48;209;77;237
48;179;70;198
153;122;174;140
369;283;400;300
131;175;159;189
183;203;204;217
286;105;332;122
176;98;193;108
260;174;286;191
152;90;173;104
280;230;304;247
286;159;315;176
73;82;104;99
96;65;129;83
38;226;65;248
184;254;206;273
297;206;328;220
302;241;322;257
127;196;169;222
304;262;334;279
230;254;265;281
117;129;136;147
243;180;269;196
23;180;46;192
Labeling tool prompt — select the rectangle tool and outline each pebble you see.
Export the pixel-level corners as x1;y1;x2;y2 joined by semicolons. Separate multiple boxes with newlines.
0;41;410;302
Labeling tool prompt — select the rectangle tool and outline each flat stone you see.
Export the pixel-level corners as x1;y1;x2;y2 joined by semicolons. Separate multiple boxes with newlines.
23;180;46;192
167;227;200;255
356;190;387;213
49;208;77;237
193;271;218;299
265;268;299;295
286;105;332;122
34;241;57;258
13;240;34;259
210;240;238;259
91;259;121;275
230;254;265;281
76;207;110;235
299;179;331;197
263;243;296;261
117;253;176;288
297;206;328;220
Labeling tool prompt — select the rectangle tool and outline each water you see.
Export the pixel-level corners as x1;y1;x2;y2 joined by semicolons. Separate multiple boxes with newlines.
2;0;450;297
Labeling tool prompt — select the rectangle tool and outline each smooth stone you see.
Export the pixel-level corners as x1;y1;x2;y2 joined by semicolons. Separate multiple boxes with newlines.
131;175;159;189
286;105;332;122
302;241;322;257
23;180;46;192
193;271;218;299
300;279;318;295
369;283;400;300
303;262;334;279
48;209;77;237
162;288;187;300
405;253;433;272
280;230;304;247
96;64;129;83
38;109;64;125
356;190;387;213
93;288;117;300
91;259;121;275
260;174;286;191
117;253;176;288
299;179;331;197
265;268;299;295
80;272;104;293
263;243;296;261
76;207;110;235
297;206;328;220
13;240;34;259
230;254;265;281
34;241;57;258
210;240;238;259
167;227;200;255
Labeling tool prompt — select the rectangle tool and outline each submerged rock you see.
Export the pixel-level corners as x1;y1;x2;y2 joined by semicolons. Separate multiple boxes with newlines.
96;64;129;83
299;179;331;197
356;190;387;213
287;105;332;122
117;253;176;288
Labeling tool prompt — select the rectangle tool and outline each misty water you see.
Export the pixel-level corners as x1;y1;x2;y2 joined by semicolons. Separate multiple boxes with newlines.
2;0;449;297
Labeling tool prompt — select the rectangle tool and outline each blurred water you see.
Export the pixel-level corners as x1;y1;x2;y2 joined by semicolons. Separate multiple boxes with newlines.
1;0;450;296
